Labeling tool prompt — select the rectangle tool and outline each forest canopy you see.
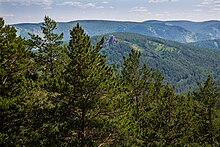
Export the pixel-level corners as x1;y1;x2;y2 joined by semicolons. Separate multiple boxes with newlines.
1;16;220;146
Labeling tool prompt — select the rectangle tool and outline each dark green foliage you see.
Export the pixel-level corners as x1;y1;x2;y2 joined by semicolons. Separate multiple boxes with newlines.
1;17;220;146
117;49;155;145
18;16;68;146
116;48;200;146
28;16;67;77
188;39;220;51
51;23;118;146
92;32;220;93
15;21;220;93
0;17;32;145
192;75;220;146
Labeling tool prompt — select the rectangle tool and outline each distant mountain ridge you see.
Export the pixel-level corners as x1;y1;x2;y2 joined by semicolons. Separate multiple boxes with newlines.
92;32;220;92
10;19;220;92
145;20;220;39
188;39;220;50
13;20;220;43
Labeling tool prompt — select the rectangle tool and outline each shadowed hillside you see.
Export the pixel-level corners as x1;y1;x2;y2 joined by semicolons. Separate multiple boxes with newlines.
92;32;220;92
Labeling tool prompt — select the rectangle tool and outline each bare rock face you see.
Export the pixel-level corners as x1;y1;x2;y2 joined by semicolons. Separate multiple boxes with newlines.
103;35;118;47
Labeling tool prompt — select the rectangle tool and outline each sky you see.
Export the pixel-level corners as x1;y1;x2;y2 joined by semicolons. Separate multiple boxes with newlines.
0;0;220;24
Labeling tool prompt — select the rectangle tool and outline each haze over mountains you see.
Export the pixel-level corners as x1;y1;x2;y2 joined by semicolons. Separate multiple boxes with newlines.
13;20;220;44
12;19;220;92
188;39;220;51
92;32;220;92
3;0;220;144
144;20;220;39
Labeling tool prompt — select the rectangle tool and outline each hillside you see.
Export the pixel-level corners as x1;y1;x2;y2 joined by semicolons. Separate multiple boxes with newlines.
188;39;220;51
12;20;220;92
92;32;220;92
3;16;220;146
13;20;211;43
144;20;220;39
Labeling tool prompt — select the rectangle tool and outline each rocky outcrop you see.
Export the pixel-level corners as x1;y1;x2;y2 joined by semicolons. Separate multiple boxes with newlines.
103;35;118;47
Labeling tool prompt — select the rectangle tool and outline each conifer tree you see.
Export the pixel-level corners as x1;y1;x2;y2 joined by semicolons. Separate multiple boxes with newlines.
119;48;192;146
2;16;220;146
118;48;154;145
54;23;116;146
0;18;32;145
142;85;183;146
193;75;220;146
20;16;68;146
28;16;67;79
23;17;67;145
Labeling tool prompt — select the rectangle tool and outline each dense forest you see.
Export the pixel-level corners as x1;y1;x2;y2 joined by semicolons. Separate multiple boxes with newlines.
188;39;220;51
1;16;220;146
92;33;220;93
14;20;220;43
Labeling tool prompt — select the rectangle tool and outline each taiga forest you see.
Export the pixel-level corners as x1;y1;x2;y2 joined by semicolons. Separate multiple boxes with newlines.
1;16;220;146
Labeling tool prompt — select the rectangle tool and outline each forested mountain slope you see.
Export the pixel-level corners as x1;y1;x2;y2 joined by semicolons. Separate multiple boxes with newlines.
12;20;220;92
92;32;220;92
13;20;212;43
2;17;220;146
188;39;220;51
144;20;220;39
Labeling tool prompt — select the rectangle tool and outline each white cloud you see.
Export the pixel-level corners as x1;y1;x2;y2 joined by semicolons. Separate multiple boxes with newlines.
96;6;104;9
58;1;96;8
196;0;220;12
0;0;53;6
193;9;203;12
101;1;109;4
129;7;151;17
201;1;209;5
213;7;220;11
129;7;149;13
148;0;178;3
1;13;15;17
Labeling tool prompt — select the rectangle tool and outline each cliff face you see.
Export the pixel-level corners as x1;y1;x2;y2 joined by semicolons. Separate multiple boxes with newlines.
103;35;119;47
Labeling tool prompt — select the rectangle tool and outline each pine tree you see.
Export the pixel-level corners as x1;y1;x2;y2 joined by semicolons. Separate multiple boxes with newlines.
192;75;220;146
119;48;192;146
142;84;183;146
0;18;32;145
53;23;116;146
18;16;67;146
28;16;67;79
118;48;155;145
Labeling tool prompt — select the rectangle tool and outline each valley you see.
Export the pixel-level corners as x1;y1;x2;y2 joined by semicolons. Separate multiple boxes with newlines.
12;20;220;92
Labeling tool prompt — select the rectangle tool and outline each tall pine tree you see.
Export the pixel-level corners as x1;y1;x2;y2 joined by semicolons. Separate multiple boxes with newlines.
28;16;67;79
53;23;116;146
0;18;32;145
193;75;220;146
118;48;155;145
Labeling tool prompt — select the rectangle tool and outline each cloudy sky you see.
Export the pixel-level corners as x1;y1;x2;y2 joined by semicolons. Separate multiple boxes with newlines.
0;0;220;24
